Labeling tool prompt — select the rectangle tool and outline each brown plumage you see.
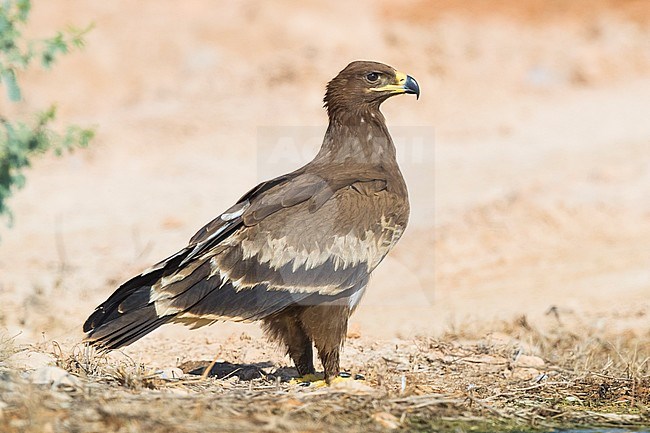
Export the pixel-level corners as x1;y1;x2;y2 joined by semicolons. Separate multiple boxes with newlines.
83;60;420;382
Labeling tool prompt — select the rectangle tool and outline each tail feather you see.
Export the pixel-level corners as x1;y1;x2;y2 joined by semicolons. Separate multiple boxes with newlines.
85;305;170;350
83;273;159;334
83;249;192;349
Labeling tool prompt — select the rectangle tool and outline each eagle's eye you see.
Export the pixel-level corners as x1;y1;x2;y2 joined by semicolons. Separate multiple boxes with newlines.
365;72;380;83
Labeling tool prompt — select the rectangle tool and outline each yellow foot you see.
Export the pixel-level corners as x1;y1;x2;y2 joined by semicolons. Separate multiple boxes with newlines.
289;373;324;386
290;372;365;388
329;372;367;389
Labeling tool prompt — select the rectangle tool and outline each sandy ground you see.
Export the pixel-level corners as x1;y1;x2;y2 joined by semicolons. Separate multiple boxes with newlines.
0;0;649;368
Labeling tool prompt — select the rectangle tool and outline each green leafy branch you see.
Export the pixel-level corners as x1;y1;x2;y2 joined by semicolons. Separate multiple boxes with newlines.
0;0;94;225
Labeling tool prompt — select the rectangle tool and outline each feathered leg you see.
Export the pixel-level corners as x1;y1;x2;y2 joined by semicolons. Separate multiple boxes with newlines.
300;304;349;383
263;314;314;376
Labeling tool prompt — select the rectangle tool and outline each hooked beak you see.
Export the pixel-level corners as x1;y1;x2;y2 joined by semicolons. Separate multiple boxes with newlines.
403;74;420;99
370;70;420;100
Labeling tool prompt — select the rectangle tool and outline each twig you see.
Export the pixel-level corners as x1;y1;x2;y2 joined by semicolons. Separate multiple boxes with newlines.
201;347;223;380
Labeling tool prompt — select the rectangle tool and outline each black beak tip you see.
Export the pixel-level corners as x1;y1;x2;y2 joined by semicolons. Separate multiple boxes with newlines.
405;75;420;100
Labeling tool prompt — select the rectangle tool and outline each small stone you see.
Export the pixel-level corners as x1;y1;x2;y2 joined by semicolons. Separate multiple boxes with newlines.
29;366;80;389
372;412;400;430
513;355;545;367
155;367;184;380
511;368;540;380
511;354;545;380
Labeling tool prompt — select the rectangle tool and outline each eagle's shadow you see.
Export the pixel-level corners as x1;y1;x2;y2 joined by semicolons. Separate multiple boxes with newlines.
179;360;298;382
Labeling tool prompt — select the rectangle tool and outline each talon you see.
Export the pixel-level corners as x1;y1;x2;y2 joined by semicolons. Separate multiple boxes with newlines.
338;371;364;380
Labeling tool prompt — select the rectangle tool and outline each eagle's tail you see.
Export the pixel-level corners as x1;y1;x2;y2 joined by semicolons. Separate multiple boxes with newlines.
83;251;189;350
84;304;171;350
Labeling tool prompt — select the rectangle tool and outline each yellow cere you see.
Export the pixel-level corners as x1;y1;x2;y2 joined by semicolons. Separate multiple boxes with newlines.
394;71;407;85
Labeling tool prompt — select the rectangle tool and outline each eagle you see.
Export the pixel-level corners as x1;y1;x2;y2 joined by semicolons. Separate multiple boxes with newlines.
83;60;420;383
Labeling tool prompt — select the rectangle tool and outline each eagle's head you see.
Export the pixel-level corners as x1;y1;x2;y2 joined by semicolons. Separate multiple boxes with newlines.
324;60;420;117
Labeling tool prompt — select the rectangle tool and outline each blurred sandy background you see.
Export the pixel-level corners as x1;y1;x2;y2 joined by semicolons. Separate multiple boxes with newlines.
0;0;648;352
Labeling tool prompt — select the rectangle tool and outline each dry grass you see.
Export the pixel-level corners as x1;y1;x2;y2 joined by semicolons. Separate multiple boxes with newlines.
0;335;16;363
0;312;648;432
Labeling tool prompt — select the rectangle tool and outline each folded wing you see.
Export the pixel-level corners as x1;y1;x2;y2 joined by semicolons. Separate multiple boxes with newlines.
83;167;395;350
